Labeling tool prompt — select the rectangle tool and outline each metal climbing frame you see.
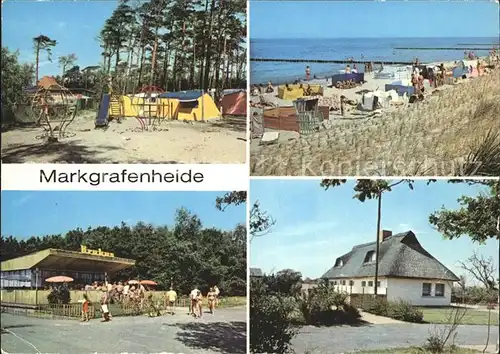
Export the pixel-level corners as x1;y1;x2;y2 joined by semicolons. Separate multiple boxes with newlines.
30;84;78;141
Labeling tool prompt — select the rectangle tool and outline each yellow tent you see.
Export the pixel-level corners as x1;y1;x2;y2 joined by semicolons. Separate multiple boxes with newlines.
108;91;221;121
277;84;323;100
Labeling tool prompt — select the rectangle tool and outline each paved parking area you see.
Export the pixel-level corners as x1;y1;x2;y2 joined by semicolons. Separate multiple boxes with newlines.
1;307;246;354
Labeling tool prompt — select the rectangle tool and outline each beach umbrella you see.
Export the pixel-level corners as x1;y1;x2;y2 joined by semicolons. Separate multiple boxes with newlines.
45;276;74;283
128;280;140;285
140;280;157;286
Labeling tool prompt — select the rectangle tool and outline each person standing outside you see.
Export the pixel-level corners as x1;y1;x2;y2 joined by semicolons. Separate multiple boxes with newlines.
81;294;91;322
100;288;111;322
190;287;200;317
305;66;311;81
207;288;216;314
165;287;177;315
213;285;220;307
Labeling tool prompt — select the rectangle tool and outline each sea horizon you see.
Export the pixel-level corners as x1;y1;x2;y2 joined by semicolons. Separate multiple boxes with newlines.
250;36;499;84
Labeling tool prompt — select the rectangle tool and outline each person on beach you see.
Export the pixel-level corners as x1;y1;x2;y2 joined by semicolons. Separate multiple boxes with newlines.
340;95;345;116
352;64;358;73
345;65;351;73
476;60;481;76
305;66;311;80
265;81;274;93
165;286;177;315
81;294;91;322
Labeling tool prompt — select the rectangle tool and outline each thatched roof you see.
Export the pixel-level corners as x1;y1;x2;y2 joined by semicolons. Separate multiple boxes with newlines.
322;231;459;281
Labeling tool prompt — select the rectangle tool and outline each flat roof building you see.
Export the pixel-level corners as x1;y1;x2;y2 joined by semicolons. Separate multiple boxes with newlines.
1;246;135;289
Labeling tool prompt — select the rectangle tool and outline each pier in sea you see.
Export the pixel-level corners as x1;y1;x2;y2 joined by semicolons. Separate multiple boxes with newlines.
393;47;494;51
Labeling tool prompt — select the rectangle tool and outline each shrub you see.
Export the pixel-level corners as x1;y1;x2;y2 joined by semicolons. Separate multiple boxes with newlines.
250;279;298;353
361;296;389;316
300;282;361;326
47;286;71;304
424;334;446;353
388;300;424;323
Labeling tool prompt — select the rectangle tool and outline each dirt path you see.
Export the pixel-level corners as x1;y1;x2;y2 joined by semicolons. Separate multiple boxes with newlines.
1;114;246;164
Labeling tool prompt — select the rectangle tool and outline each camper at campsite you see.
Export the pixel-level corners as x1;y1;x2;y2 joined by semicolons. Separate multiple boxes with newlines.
190;287;200;317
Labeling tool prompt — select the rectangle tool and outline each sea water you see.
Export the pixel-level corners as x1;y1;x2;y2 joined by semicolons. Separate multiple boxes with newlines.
250;37;498;84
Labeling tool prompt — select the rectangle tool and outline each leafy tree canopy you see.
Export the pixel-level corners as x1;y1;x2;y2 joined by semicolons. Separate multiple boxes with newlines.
0;208;246;296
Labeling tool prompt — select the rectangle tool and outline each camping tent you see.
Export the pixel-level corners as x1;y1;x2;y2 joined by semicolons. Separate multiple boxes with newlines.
453;60;478;78
107;90;220;121
220;90;247;116
158;91;220;121
360;90;399;111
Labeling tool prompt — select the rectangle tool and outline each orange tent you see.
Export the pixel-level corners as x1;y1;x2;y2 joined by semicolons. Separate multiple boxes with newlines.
220;90;247;116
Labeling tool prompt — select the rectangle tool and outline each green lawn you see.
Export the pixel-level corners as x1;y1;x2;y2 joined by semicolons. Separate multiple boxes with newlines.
418;307;499;326
218;296;246;308
352;346;479;354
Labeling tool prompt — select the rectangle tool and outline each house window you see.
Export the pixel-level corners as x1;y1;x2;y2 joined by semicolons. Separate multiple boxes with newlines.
361;281;366;287
435;284;445;297
349;280;354;286
333;280;337;285
334;258;343;267
341;280;346;285
422;283;432;296
363;250;376;263
377;281;381;287
368;281;373;287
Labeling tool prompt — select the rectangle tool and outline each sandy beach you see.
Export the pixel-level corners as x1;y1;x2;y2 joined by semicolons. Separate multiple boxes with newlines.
250;63;499;176
1;114;246;164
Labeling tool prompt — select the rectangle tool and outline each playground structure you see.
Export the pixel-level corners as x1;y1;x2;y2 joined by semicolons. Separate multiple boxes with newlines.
95;89;221;130
30;83;78;141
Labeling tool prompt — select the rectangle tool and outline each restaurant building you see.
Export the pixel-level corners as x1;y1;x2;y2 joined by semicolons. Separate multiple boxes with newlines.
0;246;135;289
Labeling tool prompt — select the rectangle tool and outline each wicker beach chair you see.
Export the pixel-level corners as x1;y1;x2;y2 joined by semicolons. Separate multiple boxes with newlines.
293;98;323;134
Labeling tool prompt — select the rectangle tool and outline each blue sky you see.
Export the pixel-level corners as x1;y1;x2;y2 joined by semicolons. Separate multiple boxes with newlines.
2;1;119;76
1;191;245;238
250;180;499;283
250;2;500;39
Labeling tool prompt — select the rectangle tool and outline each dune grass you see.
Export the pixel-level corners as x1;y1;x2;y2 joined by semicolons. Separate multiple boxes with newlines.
251;69;500;176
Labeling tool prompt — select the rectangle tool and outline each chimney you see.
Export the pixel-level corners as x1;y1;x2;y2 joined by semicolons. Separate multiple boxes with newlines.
378;230;392;243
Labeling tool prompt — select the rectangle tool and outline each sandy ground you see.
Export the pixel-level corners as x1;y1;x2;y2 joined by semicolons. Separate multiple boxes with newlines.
250;66;499;176
1;114;246;164
0;307;246;354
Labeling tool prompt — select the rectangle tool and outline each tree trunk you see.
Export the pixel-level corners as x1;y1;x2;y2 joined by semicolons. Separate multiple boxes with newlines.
161;42;170;90
198;0;210;88
150;28;159;88
35;42;40;84
374;192;382;296
124;36;134;94
202;0;217;91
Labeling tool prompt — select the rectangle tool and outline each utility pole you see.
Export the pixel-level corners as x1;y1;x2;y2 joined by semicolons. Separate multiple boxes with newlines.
374;192;382;296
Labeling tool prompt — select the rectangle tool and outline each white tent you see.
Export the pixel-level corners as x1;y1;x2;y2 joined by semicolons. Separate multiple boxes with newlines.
360;90;400;111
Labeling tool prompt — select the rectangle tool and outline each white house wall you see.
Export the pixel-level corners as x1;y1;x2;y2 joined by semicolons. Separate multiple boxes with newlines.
387;278;452;306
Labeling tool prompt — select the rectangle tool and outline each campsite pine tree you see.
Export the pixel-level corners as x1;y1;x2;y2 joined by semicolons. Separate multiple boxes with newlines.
33;35;57;84
58;54;77;77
